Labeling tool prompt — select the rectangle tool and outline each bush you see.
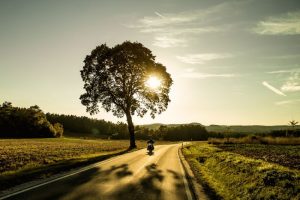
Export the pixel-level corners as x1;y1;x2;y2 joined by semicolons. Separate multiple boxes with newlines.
53;123;63;137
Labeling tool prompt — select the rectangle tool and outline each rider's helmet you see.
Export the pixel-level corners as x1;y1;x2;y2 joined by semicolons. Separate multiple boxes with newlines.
147;139;154;144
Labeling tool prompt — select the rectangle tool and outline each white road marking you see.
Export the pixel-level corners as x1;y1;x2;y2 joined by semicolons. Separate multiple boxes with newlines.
178;149;193;200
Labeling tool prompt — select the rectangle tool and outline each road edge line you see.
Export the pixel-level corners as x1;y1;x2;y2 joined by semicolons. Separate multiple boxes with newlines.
178;144;209;200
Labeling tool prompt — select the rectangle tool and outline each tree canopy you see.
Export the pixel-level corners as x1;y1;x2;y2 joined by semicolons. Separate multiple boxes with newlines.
0;102;63;138
80;41;173;148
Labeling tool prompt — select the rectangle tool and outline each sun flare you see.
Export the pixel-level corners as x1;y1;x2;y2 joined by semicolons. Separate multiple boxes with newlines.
146;76;161;89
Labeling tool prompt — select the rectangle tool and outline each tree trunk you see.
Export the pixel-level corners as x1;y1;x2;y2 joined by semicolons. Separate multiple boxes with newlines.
125;111;136;149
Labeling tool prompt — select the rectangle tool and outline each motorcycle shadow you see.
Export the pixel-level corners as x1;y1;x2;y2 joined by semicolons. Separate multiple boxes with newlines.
147;151;154;156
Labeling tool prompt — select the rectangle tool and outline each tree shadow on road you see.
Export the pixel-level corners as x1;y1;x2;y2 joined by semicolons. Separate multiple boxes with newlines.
110;163;164;200
8;163;133;200
166;169;190;200
61;163;133;200
114;164;133;178
9;162;190;200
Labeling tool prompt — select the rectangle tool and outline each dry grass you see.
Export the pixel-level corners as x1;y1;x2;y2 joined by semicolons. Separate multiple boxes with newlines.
0;138;154;175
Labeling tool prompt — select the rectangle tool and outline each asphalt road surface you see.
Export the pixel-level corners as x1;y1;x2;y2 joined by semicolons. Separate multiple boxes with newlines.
1;144;193;200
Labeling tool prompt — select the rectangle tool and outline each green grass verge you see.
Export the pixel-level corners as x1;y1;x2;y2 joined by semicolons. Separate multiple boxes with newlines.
183;142;300;200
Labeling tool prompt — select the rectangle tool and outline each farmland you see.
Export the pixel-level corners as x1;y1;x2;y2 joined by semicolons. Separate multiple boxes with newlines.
0;138;155;191
0;138;143;174
218;144;300;170
183;142;300;200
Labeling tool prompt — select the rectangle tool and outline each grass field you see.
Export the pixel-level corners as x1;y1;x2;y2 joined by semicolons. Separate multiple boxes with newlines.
183;142;300;200
0;138;169;191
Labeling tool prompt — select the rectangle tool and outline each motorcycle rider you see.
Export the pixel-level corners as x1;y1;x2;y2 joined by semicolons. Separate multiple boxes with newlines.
147;139;155;152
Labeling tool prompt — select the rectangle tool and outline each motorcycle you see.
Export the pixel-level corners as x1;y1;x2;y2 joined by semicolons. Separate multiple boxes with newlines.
147;143;154;155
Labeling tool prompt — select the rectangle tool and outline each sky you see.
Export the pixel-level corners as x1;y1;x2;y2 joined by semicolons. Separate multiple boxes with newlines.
1;0;300;125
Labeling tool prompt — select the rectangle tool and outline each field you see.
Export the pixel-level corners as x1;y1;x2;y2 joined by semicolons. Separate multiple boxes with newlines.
218;144;300;170
183;142;300;200
0;138;167;191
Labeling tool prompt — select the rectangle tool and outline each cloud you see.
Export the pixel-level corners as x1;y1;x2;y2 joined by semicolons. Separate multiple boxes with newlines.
182;72;236;79
127;2;238;47
253;11;300;35
264;55;300;59
275;99;300;106
153;36;187;48
141;26;220;34
149;27;221;47
262;81;286;96
177;53;233;64
281;72;300;92
137;8;218;29
154;12;164;18
267;69;296;74
139;12;197;28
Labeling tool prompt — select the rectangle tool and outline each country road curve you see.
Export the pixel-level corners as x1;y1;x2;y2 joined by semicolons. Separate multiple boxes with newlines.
1;144;194;200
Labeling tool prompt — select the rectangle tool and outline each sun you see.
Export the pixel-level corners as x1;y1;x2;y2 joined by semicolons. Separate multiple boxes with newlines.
146;76;161;89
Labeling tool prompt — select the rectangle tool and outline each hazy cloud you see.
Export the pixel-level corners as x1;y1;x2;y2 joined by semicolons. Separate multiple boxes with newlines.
153;36;187;48
154;11;164;18
275;99;300;106
141;27;221;34
177;53;233;64
127;2;239;47
262;81;286;96
267;69;296;74
149;27;221;48
253;11;300;35
281;72;300;92
183;72;236;79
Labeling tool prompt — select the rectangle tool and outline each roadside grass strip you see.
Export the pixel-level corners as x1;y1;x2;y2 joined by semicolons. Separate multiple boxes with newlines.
183;143;300;200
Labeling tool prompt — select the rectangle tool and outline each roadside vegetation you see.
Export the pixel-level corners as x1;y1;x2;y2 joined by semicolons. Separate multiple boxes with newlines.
183;142;300;200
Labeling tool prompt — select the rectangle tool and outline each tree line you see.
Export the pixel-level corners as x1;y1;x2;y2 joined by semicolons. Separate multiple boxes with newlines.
46;113;209;141
0;102;63;138
3;102;297;140
0;101;210;140
46;113;128;138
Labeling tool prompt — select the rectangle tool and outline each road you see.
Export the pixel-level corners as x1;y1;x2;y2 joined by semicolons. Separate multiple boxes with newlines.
1;144;193;200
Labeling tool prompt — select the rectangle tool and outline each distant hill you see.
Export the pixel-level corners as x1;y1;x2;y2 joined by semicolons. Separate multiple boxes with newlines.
139;123;203;130
140;123;300;133
205;125;299;133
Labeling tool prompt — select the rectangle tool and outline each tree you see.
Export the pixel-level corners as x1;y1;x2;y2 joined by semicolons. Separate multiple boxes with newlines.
80;41;173;148
0;102;63;138
288;120;298;136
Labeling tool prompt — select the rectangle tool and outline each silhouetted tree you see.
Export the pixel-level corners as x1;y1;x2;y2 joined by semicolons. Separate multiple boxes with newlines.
80;41;173;148
288;120;298;136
